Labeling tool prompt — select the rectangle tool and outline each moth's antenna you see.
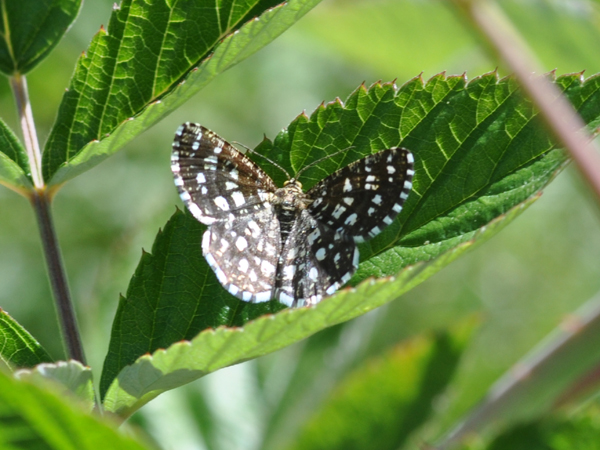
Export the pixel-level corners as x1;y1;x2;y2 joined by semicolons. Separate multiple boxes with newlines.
234;142;354;181
295;146;355;179
234;141;292;180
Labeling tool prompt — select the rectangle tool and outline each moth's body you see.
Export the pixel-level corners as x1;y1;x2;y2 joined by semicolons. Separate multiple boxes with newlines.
171;123;414;307
271;180;310;242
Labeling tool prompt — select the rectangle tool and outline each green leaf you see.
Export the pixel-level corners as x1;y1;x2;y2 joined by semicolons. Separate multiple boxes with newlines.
0;0;82;75
15;361;94;409
257;72;600;281
0;370;151;450
287;318;477;450
255;72;595;278
43;0;322;185
102;197;534;417
0;309;52;368
0;118;32;191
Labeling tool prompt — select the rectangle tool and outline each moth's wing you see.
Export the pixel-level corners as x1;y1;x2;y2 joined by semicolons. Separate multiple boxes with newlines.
171;122;277;225
306;148;414;242
202;206;281;302
275;210;358;307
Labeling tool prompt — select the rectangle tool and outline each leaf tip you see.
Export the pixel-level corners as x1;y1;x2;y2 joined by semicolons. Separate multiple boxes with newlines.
259;134;273;147
295;110;310;123
559;70;587;84
469;69;502;86
320;97;344;113
544;68;558;81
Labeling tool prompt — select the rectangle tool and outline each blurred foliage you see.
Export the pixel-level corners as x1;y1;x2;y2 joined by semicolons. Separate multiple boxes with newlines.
0;0;599;449
289;318;477;450
457;404;600;450
0;369;149;450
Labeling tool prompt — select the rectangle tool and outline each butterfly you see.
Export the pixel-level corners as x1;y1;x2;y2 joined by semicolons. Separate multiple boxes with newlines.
171;123;414;307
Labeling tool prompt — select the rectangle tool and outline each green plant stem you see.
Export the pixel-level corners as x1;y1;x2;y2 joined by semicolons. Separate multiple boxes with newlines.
30;191;86;364
10;74;86;364
451;0;600;207
9;74;43;189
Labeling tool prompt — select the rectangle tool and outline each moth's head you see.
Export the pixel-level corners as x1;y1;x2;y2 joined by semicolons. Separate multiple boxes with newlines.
283;178;303;190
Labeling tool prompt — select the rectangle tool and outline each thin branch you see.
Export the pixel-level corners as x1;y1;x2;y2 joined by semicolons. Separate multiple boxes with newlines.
436;291;600;450
10;73;86;364
31;191;86;364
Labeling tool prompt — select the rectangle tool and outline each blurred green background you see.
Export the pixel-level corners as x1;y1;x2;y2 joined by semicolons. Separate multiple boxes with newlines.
1;0;600;448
